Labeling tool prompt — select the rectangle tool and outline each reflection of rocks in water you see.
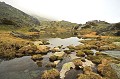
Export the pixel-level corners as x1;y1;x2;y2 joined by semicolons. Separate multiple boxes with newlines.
38;32;76;39
47;37;81;48
0;56;40;79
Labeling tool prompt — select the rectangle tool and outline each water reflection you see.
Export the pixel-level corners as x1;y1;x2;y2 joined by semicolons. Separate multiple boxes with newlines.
0;56;41;79
47;37;82;48
0;37;82;79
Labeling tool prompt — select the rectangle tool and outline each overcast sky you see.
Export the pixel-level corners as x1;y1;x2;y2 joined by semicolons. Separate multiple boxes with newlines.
0;0;120;23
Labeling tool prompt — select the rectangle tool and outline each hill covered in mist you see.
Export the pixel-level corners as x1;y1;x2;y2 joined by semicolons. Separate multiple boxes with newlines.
0;2;40;27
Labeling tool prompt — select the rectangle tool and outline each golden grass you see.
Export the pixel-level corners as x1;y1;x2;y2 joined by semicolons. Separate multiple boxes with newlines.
0;32;30;44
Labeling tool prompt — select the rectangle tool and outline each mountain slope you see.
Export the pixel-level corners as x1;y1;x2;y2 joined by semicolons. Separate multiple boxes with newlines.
80;20;120;36
0;2;40;27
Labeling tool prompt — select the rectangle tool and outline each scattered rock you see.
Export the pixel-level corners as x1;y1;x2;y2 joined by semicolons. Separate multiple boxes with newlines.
36;60;42;67
49;55;58;62
67;45;75;49
54;52;65;57
97;59;110;73
69;54;80;60
97;59;119;79
41;68;60;79
111;63;120;79
15;53;24;57
51;47;60;52
49;52;65;62
72;58;83;69
98;63;119;79
82;59;94;68
95;52;103;56
77;73;103;79
45;62;56;68
31;54;43;61
86;55;104;64
58;45;63;48
54;60;60;65
36;45;50;54
64;50;72;54
113;42;120;47
41;40;50;45
76;50;85;57
83;66;92;75
34;41;43;45
77;66;103;79
83;50;94;55
17;45;37;55
46;60;60;68
98;44;116;51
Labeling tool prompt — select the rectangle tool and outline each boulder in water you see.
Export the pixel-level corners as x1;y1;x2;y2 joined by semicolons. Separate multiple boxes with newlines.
60;62;75;79
31;54;43;61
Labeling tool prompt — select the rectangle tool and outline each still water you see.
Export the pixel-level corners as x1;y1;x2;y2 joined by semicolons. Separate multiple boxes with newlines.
0;37;82;79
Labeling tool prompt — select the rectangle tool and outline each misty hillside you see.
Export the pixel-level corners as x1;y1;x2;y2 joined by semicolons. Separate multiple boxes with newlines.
0;2;40;27
31;14;52;21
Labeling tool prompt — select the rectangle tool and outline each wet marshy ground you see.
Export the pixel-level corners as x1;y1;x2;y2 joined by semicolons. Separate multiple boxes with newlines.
0;37;83;79
0;36;120;79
